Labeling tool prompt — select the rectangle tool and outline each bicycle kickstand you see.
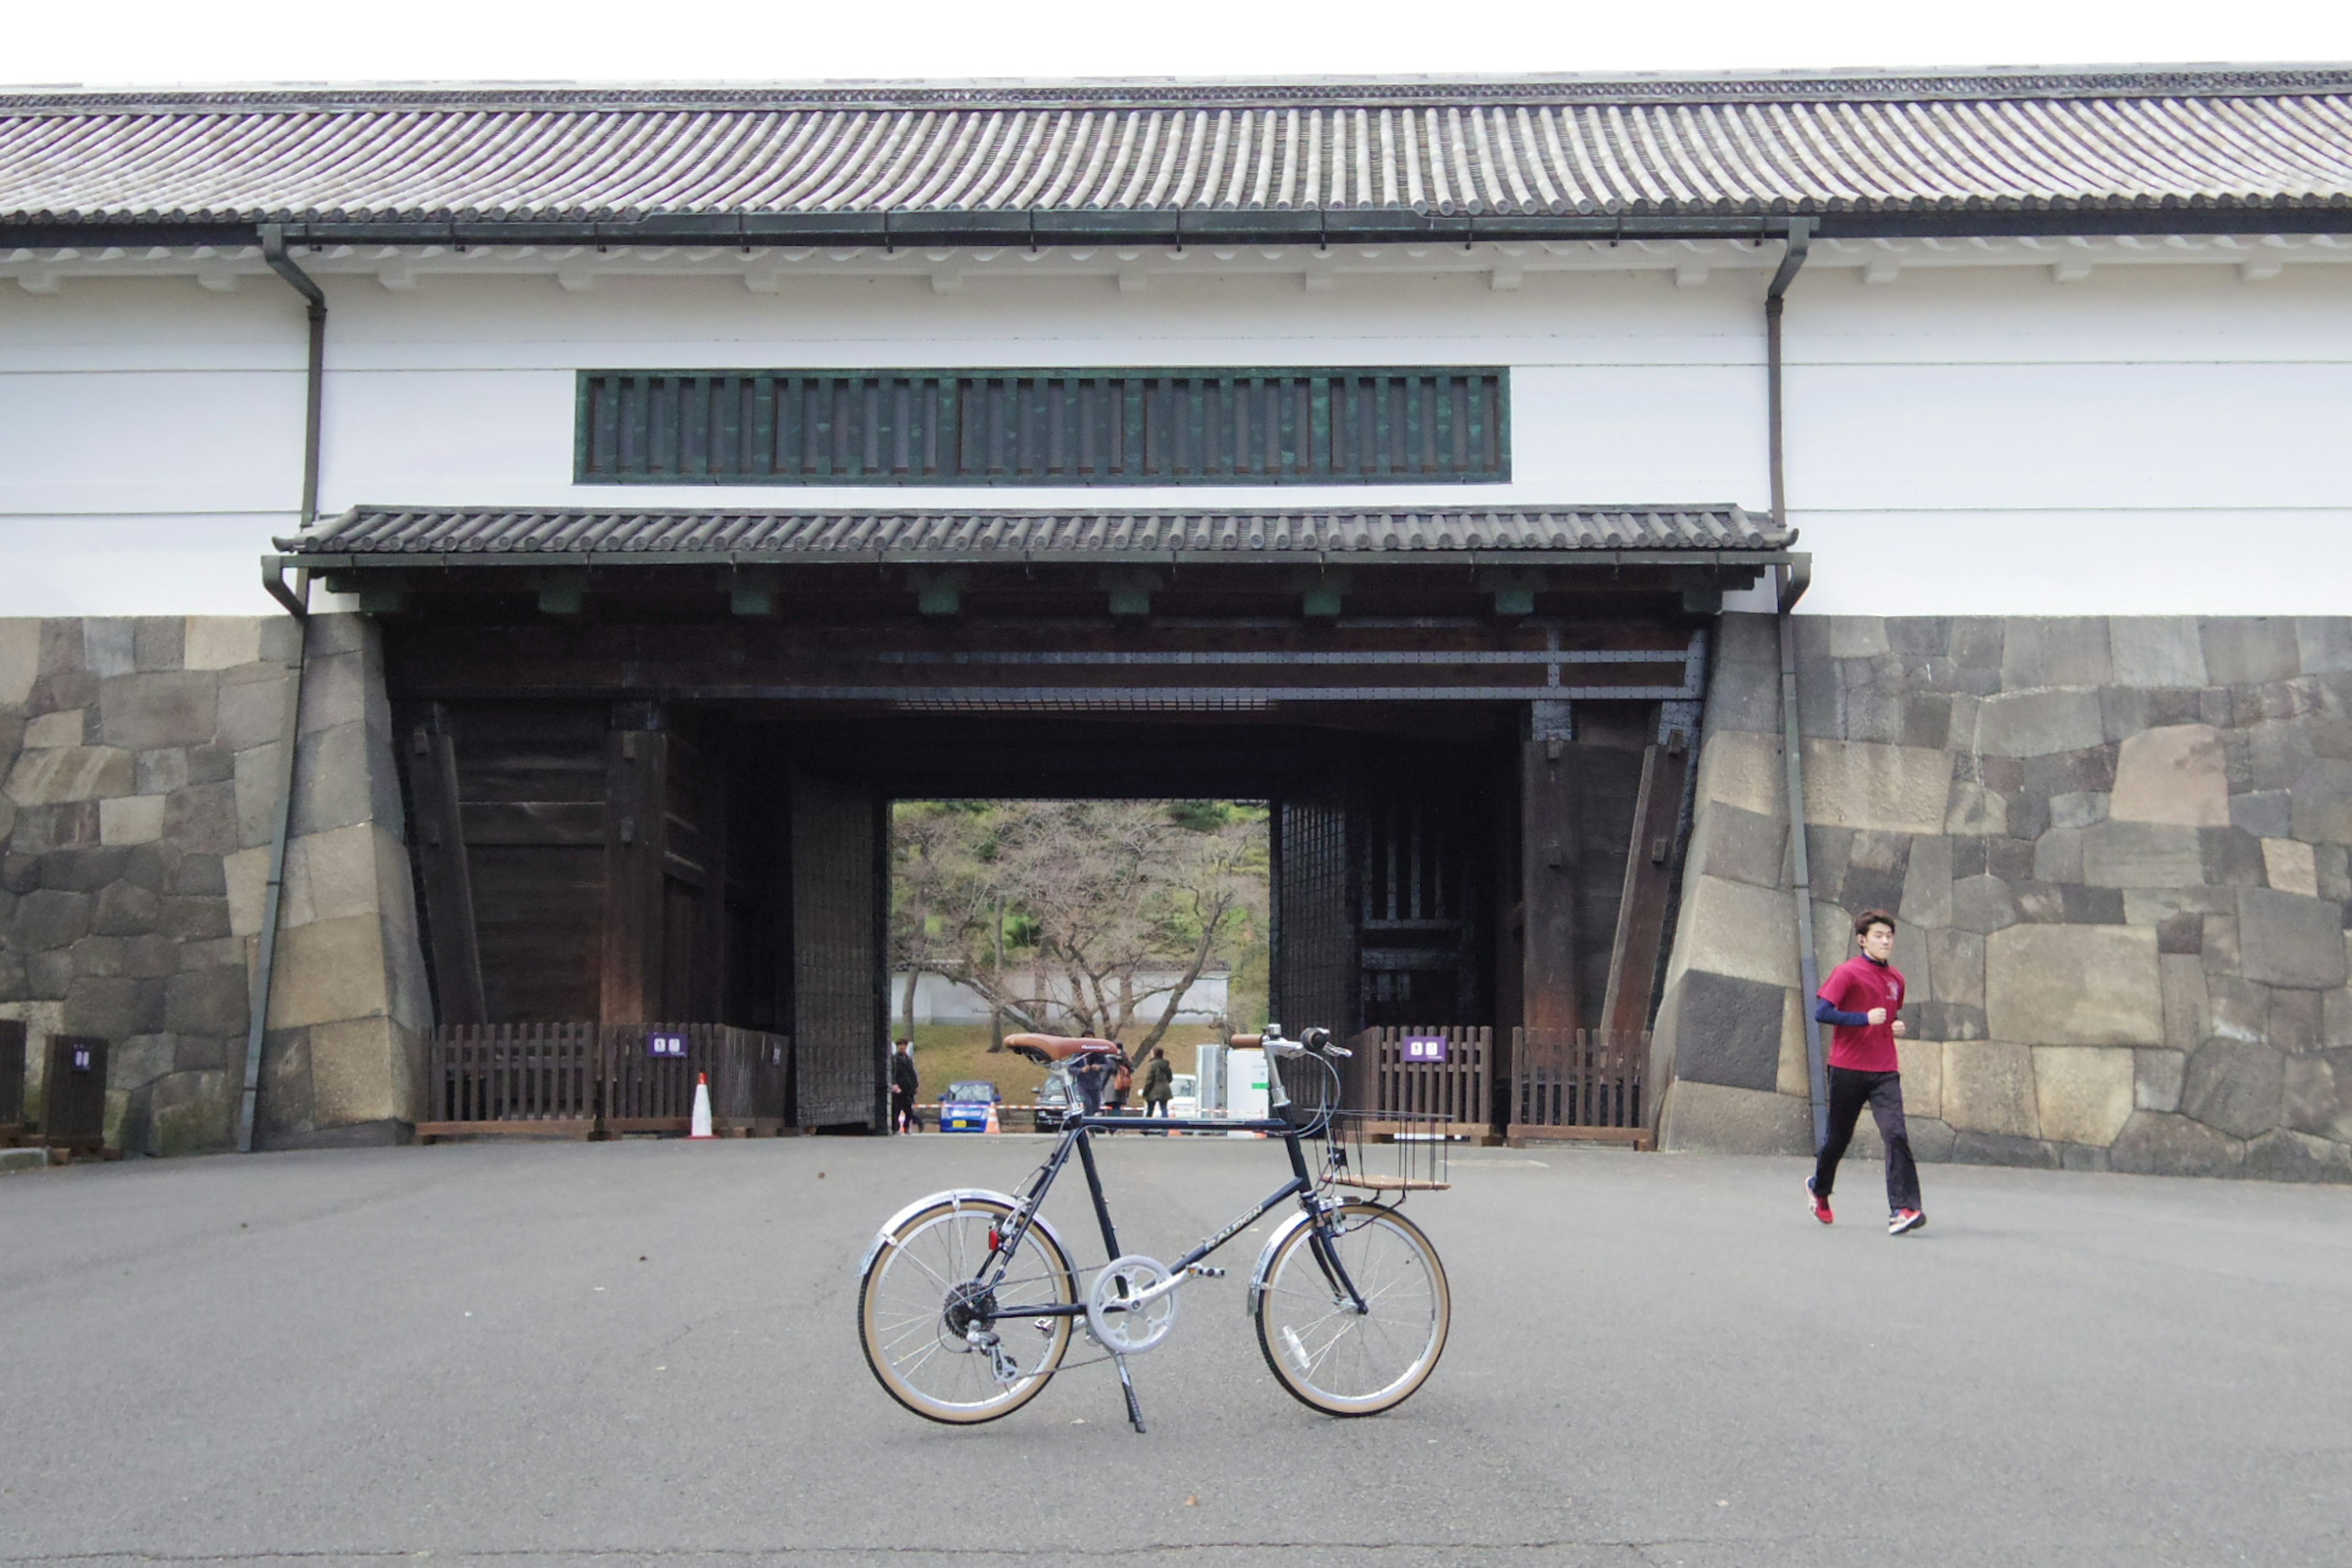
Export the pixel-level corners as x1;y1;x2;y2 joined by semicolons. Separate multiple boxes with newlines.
1112;1355;1147;1434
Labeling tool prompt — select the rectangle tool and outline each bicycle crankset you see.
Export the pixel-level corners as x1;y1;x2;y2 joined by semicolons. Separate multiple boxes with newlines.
1086;1255;1181;1355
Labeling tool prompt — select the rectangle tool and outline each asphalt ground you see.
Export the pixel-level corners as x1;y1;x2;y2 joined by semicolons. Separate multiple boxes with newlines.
2;1133;2348;1568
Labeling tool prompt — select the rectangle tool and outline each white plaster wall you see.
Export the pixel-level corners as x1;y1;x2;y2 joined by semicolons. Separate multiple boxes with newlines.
3;257;2348;617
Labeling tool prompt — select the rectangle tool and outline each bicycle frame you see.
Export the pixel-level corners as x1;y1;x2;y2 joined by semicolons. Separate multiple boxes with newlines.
979;1112;1371;1320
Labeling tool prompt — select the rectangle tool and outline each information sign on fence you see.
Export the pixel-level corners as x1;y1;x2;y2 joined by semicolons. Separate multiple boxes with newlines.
1400;1036;1450;1063
649;1033;688;1059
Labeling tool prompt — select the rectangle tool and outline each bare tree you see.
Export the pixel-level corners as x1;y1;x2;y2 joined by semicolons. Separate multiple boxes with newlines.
889;799;1266;1047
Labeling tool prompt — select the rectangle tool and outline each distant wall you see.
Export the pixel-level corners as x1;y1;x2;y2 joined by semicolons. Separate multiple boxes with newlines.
888;968;1230;1028
1654;613;2352;1183
0;614;430;1153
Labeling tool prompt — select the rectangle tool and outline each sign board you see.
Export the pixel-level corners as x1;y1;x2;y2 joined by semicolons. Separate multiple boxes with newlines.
70;1044;94;1072
1402;1035;1450;1063
1227;1048;1270;1131
648;1033;688;1059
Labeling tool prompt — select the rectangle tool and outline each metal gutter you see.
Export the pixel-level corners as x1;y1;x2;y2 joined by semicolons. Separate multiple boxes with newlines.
1764;218;1831;1148
274;548;1798;573
239;227;324;1155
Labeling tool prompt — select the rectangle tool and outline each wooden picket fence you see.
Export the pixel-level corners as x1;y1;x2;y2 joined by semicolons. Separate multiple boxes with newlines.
1338;1024;1651;1149
1343;1028;1495;1139
1507;1028;1652;1149
421;1023;793;1142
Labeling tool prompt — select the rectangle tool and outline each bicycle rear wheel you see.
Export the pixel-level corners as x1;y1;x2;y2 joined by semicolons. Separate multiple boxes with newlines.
1254;1202;1449;1416
858;1195;1075;1423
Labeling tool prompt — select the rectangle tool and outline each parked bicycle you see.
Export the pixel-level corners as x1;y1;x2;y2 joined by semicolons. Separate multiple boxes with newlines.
856;1025;1451;1433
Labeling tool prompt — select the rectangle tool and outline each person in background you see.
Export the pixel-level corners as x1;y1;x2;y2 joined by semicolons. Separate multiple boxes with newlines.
889;1039;921;1134
1139;1046;1174;1134
1807;909;1924;1235
1107;1048;1134;1118
1069;1049;1114;1118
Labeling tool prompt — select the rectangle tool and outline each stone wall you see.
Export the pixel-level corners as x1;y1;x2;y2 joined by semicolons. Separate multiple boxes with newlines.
1653;614;2352;1184
0;615;430;1153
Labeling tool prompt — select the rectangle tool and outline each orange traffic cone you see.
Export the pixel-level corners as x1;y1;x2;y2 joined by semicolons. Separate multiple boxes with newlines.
984;1101;1001;1135
690;1072;714;1139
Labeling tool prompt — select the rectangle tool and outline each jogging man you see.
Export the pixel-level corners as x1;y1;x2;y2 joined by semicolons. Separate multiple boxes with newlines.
1807;908;1926;1235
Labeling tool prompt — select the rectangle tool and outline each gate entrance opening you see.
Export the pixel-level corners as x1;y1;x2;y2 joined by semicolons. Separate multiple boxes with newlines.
291;504;1795;1133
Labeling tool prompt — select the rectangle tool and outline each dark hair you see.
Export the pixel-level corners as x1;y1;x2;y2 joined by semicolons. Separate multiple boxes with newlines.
1854;909;1897;938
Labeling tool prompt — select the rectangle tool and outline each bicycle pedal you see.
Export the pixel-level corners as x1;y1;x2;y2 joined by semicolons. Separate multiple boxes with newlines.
1184;1265;1227;1278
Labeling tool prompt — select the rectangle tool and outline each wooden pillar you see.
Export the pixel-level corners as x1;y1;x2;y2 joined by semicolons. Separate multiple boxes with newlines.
601;701;668;1024
405;703;486;1024
1599;707;1697;1036
1520;699;1580;1031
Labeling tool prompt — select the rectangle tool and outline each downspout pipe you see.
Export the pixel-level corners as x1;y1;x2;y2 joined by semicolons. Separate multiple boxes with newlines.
240;225;323;1153
1765;218;1833;1150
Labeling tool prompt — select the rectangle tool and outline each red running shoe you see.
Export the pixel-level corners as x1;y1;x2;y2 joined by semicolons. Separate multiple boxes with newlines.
1889;1208;1926;1235
1806;1177;1833;1225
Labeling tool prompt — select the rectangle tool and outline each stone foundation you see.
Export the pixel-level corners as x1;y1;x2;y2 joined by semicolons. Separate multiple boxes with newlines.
1654;614;2352;1183
0;615;429;1153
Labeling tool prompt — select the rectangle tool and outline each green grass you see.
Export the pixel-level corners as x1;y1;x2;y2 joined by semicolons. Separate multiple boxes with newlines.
899;1022;1232;1106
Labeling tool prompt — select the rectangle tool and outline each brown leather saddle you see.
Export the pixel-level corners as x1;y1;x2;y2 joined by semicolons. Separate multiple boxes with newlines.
1003;1032;1124;1065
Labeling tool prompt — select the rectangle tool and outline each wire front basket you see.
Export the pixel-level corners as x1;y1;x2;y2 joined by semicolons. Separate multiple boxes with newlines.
1323;1110;1453;1196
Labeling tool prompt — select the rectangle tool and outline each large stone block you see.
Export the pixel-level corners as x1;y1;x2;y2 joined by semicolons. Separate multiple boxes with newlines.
2237;888;2350;990
232;742;283;851
1925;927;1986;1007
2002;618;2112;690
309;1015;416;1128
282;823;386;928
146;1068;234;1157
1951;1131;2062;1169
214;671;292;752
22;709;86;748
12;888;92;951
2261;839;2320;897
91;881;160;936
2182;1039;2283;1139
1800;741;1951;834
2289;760;2352;845
2108;725;2228;827
1686;802;1786;890
2110;1110;2244;1177
183;617;265;672
2080;820;2206;888
2109;617;2209;688
1940;1041;2040;1137
97;672;217;750
264;914;391;1029
1950;875;2019;934
165;966;249;1036
0;620;40;707
2201;619;2301;687
98;794;165;846
2135;1047;2187;1112
1658;1080;1811;1157
2283;1055;2340;1138
1897;1036;1943;1120
1974;688;2108;758
162;779;239;856
2158;956;2208;1051
1985;924;2161;1044
83;619;136;677
290;721;401;838
2241;1129;2352;1185
1668;875;1798;989
1697;731;1785;820
1665;969;1787;1093
1943;780;2008;837
2296;618;2352;676
4;745;133;805
2032;1046;2135;1147
62;974;164;1038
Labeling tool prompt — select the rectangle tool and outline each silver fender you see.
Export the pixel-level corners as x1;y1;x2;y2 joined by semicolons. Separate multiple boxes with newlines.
1245;1207;1320;1317
859;1188;1071;1279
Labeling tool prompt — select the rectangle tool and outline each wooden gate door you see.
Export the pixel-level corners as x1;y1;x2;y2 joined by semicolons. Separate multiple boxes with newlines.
1272;786;1355;1038
791;771;886;1129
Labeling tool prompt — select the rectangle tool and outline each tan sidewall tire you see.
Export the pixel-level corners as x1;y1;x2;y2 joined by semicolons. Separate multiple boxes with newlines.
1255;1202;1450;1417
858;1197;1074;1425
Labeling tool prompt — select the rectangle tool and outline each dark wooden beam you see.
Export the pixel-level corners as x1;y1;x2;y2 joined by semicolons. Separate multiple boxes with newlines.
1599;728;1693;1037
407;704;487;1024
601;704;668;1023
1519;700;1579;1031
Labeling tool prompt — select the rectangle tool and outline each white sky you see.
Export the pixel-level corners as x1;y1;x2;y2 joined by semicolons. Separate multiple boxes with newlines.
6;0;2351;88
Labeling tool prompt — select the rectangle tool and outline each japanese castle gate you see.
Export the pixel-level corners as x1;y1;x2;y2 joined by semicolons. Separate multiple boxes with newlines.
281;504;1793;1130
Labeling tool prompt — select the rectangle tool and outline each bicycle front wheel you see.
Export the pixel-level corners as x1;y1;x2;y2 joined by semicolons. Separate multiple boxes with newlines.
858;1195;1076;1424
1254;1202;1449;1416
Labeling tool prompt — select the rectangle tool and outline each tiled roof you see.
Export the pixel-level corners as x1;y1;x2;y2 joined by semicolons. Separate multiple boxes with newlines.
281;505;1790;560
9;70;2352;227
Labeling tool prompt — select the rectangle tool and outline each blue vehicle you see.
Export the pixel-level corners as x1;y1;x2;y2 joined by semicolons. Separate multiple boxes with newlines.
938;1080;1003;1133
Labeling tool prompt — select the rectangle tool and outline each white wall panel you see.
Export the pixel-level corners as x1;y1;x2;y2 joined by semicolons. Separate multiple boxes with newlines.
0;514;290;616
0;370;304;514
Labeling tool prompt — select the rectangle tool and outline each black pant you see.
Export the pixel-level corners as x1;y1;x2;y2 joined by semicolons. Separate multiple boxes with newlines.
1813;1067;1922;1213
